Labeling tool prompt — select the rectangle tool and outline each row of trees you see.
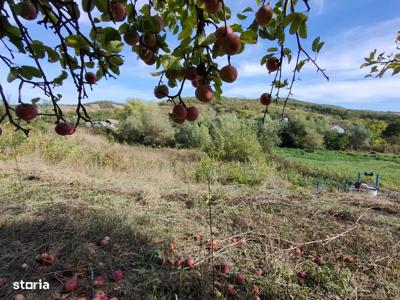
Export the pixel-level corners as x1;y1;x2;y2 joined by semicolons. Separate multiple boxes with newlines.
281;117;400;153
115;101;400;158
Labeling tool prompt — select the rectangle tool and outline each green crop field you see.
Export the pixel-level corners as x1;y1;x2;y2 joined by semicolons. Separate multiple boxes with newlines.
277;148;400;191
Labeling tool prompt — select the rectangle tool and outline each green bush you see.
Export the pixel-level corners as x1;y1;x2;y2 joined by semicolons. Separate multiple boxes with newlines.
347;124;371;150
194;156;218;183
302;130;323;152
220;161;269;185
280;116;323;151
208;114;263;162
324;130;349;150
118;101;175;147
175;122;212;150
256;116;281;155
194;156;269;186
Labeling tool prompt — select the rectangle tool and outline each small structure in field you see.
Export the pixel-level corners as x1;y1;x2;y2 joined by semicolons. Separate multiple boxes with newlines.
331;124;345;134
354;172;381;197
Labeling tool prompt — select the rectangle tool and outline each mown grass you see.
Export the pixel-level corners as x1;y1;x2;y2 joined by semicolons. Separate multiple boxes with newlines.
276;148;400;191
0;127;399;299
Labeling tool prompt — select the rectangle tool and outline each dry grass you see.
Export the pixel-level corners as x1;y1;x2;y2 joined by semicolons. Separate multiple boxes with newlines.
0;130;399;300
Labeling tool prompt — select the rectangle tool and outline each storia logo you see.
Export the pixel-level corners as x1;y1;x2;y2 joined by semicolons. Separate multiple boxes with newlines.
13;279;50;290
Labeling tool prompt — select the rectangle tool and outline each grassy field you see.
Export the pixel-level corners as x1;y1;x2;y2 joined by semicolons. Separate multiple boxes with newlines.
0;128;399;299
276;148;400;192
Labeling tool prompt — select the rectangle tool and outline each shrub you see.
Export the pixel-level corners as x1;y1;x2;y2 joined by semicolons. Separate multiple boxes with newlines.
280;117;308;148
280;116;323;151
194;157;269;186
367;120;387;146
256;116;281;155
194;156;218;183
208;114;263;162
347;125;371;150
324;130;349;150
383;120;400;138
302;130;323;152
175;122;212;150
118;100;175;147
220;161;270;185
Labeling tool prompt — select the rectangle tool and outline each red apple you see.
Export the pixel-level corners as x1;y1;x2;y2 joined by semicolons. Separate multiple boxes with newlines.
215;25;233;39
172;104;187;123
55;122;75;136
195;84;214;103
20;1;38;20
40;252;56;265
294;247;302;256
186;106;199;122
174;257;184;267
220;65;238;83
313;256;324;266
234;273;245;284
154;85;169;99
266;57;280;72
94;276;106;286
255;4;273;26
255;268;263;276
123;31;139;46
15;103;38;121
185;257;195;268
85;72;97;84
113;270;124;282
250;284;260;295
185;66;198;81
260;93;272;106
99;236;110;246
111;2;126;22
297;271;306;279
64;278;79;292
226;284;236;296
0;277;8;288
219;262;230;274
222;33;242;55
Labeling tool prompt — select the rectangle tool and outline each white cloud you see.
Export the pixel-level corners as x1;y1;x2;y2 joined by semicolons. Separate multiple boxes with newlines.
232;17;400;110
310;0;325;16
224;77;400;105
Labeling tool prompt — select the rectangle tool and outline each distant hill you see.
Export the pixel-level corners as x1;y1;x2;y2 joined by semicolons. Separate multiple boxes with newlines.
58;98;400;123
59;101;124;113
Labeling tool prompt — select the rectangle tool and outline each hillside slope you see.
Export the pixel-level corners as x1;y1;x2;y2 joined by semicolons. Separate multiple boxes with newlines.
0;129;399;299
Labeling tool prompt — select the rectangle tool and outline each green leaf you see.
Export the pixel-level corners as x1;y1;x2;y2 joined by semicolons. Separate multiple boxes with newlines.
312;37;320;52
7;68;19;83
82;0;95;12
105;40;124;53
93;0;108;13
316;41;325;53
298;21;307;39
53;71;68;85
260;54;273;65
65;34;89;49
44;46;60;63
109;56;124;66
151;71;162;76
240;30;258;44
19;66;42;79
237;13;247;20
242;7;253;13
31;97;41;104
31;40;46;59
289;14;300;35
296;60;306;72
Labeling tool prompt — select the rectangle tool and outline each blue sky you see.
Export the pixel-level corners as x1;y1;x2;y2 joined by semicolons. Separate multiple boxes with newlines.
1;0;399;111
